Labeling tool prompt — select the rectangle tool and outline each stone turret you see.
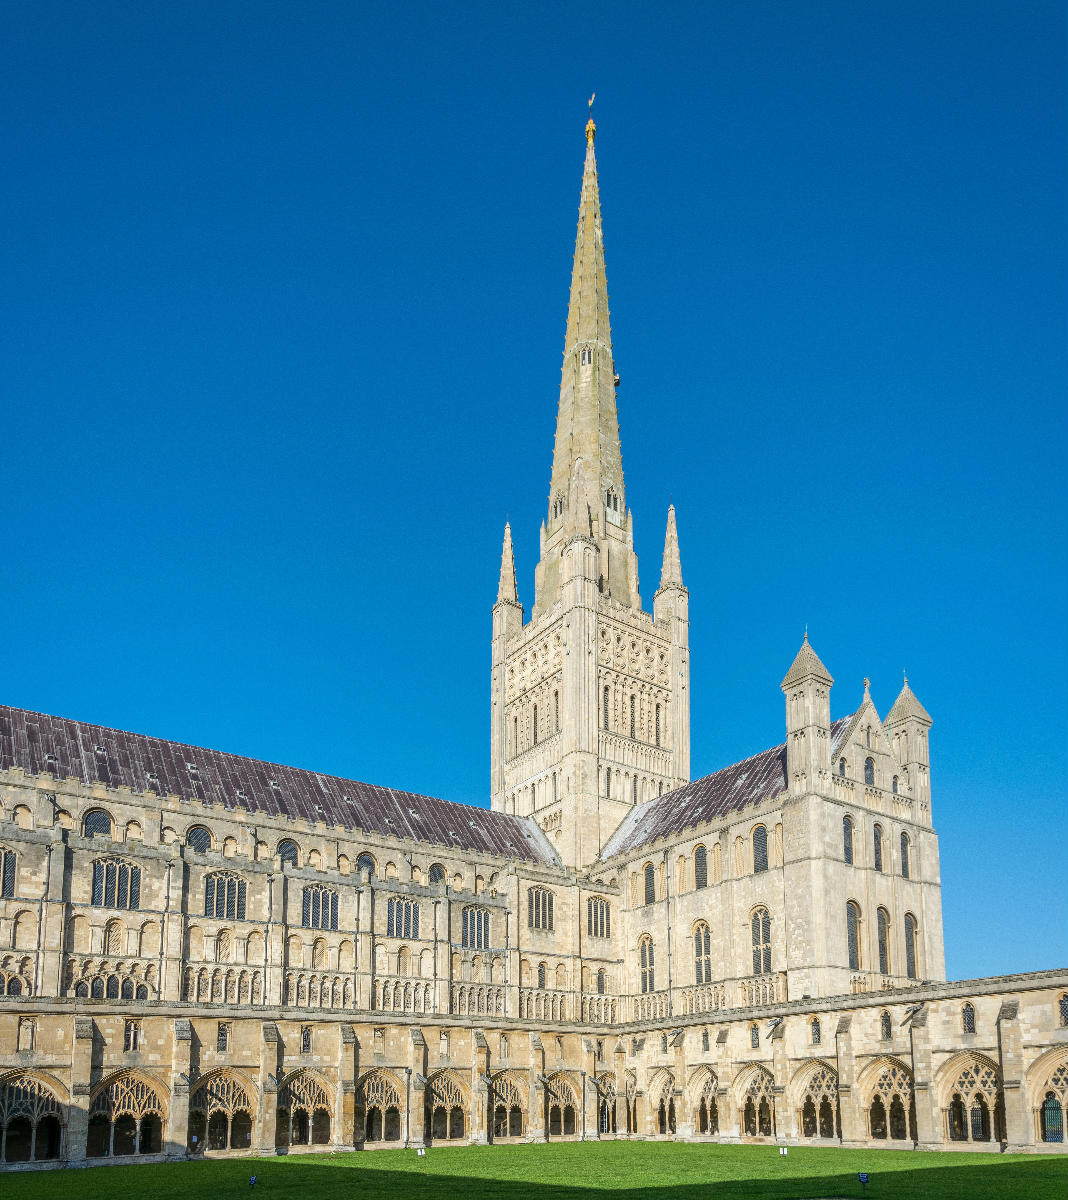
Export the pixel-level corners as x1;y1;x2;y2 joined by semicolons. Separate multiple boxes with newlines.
654;505;690;785
886;674;933;819
781;634;833;794
490;524;523;802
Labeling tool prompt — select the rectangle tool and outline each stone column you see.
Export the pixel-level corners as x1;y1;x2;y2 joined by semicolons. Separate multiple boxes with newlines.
908;1008;939;1147
67;1016;95;1164
673;1031;693;1136
167;1019;192;1159
257;1022;282;1153
996;1001;1030;1149
835;1016;863;1145
528;1035;546;1141
338;1025;357;1148
470;1032;489;1144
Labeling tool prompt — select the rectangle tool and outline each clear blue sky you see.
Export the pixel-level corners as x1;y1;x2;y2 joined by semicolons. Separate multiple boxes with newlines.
3;2;1064;981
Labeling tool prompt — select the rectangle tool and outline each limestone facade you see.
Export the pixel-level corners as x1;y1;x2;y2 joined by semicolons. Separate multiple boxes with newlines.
0;118;1064;1167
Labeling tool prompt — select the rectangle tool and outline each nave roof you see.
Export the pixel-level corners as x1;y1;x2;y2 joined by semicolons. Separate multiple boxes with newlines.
0;703;558;865
599;715;854;859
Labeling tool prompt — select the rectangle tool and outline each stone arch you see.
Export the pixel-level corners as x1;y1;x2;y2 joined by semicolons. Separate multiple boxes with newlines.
276;1069;333;1149
0;1071;67;1163
859;1055;915;1142
188;1068;258;1153
1026;1051;1068;1144
935;1051;1002;1143
355;1069;403;1144
734;1065;776;1138
688;1065;719;1135
88;1070;168;1158
545;1071;580;1138
790;1059;840;1139
426;1069;469;1142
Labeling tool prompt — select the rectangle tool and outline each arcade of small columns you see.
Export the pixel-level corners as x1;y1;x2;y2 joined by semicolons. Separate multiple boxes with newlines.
1;972;1066;1165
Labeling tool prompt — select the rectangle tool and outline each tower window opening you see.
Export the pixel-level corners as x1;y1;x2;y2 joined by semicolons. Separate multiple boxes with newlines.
655;704;661;747
603;687;610;729
580;346;593;365
630;695;636;739
533;705;538;745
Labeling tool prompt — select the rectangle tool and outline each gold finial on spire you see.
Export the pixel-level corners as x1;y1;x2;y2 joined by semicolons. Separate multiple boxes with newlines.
586;92;596;146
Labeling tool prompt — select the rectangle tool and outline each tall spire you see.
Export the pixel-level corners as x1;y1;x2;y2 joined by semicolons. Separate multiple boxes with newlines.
658;505;684;589
496;522;518;604
547;110;623;529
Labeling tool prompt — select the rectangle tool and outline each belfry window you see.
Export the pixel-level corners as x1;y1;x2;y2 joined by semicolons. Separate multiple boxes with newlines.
877;908;891;975
846;901;862;970
554;690;559;731
904;913;918;979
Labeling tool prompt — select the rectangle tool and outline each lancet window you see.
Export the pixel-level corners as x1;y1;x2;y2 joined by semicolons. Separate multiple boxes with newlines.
639;936;655;993
694;844;708;889
694;921;711;984
904;913;918;979
751;907;771;974
752;825;768;874
846;901;862;970
877;908;891;975
843;816;854;864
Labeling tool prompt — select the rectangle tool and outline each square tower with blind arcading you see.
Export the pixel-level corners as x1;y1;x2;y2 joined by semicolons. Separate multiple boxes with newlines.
490;116;690;871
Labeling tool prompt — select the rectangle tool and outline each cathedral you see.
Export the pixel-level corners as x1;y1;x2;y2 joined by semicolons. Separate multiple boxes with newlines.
0;116;1064;1169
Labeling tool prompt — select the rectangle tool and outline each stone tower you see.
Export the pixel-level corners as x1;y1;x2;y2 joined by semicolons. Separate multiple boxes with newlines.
490;116;690;870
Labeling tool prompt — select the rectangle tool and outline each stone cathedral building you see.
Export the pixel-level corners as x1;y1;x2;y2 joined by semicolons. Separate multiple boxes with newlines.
0;117;1065;1170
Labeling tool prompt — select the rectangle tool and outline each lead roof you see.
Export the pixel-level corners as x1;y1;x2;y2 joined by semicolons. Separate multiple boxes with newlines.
0;704;558;866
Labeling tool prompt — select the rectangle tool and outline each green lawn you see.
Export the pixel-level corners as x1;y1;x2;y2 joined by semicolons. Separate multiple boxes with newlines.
2;1142;1064;1200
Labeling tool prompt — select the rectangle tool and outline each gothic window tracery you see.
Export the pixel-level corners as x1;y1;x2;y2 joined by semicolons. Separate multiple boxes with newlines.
1039;1063;1067;1142
693;922;711;985
587;896;610;939
189;1072;255;1153
751;907;771;974
639;935;655;993
0;1074;63;1163
205;873;246;921
528;887;554;931
387;897;420;939
87;1073;165;1158
91;859;141;910
277;1072;332;1147
961;1003;976;1034
868;1061;915;1141
302;885;338;931
799;1064;839;1138
946;1057;1002;1142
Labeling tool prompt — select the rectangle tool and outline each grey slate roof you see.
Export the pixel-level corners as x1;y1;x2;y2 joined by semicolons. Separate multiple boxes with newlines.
600;715;854;859
0;704;557;866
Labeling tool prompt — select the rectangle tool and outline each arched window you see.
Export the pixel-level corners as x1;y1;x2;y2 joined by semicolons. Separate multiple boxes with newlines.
513;717;518;752
554;690;559;731
694;845;708;890
865;757;875;786
278;840;300;868
1060;993;1068;1027
900;833;910;879
581;345;593;365
537;962;547;989
302;886;338;931
428;863;446;885
186;825;213;854
811;1018;821;1045
596;969;606;995
846;901;862;970
655;704;661;747
752;825;768;874
843;816;854;865
751;908;771;974
356;853;376;877
0;846;15;898
83;808;113;839
387;897;420;939
632;775;637;804
205;873;246;920
528;887;554;931
694;922;711;984
904;913;918;979
462;906;490;950
880;1011;892;1040
1041;1092;1064;1143
603;687;610;729
892;775;899;795
629;695;636;739
838;758;846;777
91;859;141;910
533;705;538;746
643;863;655;905
877;908;891;975
587;897;610;939
961;1003;976;1034
750;1024;759;1049
639;936;655;993
873;825;884;872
